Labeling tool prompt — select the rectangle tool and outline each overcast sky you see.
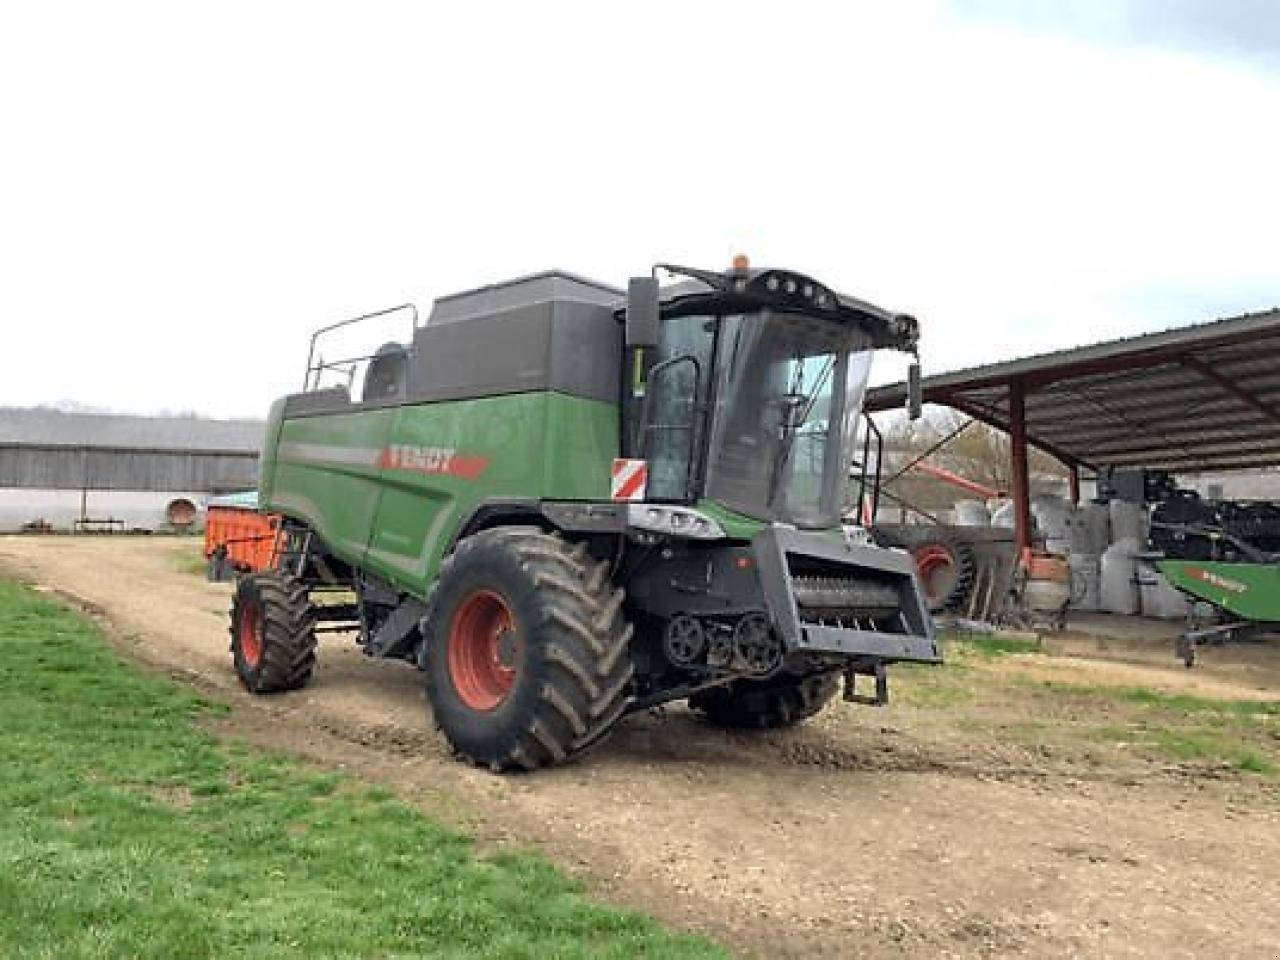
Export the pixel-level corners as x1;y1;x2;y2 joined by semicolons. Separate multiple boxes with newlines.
2;1;1277;419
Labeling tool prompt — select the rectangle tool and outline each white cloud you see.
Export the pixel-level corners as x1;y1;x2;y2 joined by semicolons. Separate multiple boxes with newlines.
0;1;1276;416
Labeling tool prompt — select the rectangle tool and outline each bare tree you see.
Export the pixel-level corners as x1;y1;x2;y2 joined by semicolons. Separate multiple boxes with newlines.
861;407;1070;521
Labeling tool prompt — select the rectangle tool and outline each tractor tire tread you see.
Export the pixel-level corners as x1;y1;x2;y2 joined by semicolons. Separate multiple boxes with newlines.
229;571;318;694
423;527;633;772
689;671;840;729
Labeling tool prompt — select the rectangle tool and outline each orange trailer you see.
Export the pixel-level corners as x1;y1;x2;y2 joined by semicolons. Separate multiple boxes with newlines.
203;492;280;577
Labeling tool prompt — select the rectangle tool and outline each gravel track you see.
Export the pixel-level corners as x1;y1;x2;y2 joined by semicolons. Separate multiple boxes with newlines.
3;536;1278;959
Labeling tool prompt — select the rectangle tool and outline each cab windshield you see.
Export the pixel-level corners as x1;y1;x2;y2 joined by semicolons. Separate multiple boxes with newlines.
643;310;872;528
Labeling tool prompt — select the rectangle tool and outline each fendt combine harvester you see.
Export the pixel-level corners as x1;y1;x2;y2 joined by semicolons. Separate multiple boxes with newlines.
228;260;937;771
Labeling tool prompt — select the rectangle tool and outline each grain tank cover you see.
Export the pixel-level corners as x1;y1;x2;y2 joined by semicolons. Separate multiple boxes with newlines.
410;271;625;405
426;270;623;326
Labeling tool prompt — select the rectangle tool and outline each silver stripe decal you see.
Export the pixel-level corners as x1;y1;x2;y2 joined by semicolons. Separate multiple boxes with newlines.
277;442;381;467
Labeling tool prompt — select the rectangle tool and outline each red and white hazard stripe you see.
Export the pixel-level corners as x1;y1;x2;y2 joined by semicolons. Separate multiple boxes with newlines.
611;458;648;501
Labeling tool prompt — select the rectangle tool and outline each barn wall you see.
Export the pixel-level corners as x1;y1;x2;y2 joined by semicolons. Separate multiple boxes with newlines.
0;489;211;532
0;446;258;492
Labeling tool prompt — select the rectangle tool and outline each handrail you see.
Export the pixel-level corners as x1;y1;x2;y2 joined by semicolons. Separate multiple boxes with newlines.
856;413;884;526
303;303;419;391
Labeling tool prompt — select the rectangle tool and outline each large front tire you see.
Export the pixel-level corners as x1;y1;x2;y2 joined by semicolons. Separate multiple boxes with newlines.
229;572;317;693
689;671;840;729
422;527;634;772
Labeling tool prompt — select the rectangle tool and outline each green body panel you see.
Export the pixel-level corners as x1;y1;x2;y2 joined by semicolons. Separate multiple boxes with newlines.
257;389;852;600
270;405;400;561
260;391;618;596
257;397;287;508
695;500;767;542
1156;559;1280;622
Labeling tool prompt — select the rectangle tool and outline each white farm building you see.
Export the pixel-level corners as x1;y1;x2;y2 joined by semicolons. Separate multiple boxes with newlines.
0;408;264;532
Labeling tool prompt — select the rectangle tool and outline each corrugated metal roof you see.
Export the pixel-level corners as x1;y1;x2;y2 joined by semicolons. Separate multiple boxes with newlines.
0;408;265;453
866;307;1280;474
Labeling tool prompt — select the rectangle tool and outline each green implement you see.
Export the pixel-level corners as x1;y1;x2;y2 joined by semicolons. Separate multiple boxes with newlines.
1157;559;1280;666
1157;559;1280;623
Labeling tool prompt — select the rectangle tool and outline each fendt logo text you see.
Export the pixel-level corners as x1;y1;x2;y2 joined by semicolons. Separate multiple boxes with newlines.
377;445;490;480
1187;568;1248;594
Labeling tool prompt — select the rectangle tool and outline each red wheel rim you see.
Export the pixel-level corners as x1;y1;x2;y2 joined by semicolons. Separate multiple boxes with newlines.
913;544;957;605
447;589;519;711
239;602;262;667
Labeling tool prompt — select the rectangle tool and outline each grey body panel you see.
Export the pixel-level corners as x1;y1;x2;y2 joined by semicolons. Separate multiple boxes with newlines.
445;499;628;554
281;388;354;417
281;272;625;417
752;526;939;663
369;597;428;659
539;500;628;533
427;270;622;324
624;541;767;620
410;297;621;405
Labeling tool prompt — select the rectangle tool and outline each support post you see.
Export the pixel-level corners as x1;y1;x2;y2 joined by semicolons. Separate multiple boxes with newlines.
1068;463;1080;506
1008;379;1032;554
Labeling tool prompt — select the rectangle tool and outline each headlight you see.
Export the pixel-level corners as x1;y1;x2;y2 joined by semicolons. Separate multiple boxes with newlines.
627;504;726;540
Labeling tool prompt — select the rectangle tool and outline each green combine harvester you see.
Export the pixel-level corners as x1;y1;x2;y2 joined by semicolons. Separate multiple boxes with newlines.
229;260;938;771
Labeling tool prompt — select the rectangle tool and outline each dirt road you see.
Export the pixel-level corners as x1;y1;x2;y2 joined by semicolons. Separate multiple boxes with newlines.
3;536;1278;959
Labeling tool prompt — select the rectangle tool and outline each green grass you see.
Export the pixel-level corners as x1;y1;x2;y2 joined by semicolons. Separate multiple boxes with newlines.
1036;680;1279;776
946;631;1042;658
891;633;1278;776
174;543;208;576
1034;680;1274;727
892;661;977;708
1035;680;1280;720
890;632;1041;709
1094;723;1277;775
0;580;725;960
1097;685;1279;719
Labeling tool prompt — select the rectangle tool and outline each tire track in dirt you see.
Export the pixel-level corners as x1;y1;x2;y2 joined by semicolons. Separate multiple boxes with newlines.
4;536;1280;960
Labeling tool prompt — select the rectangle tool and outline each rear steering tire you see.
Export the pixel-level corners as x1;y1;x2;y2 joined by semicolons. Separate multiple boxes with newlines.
229;572;317;693
689;671;841;729
422;527;635;772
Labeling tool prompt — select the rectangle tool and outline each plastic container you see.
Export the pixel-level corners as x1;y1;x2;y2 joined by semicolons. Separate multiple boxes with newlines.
1025;577;1072;613
1045;536;1072;557
1067;503;1110;555
1137;567;1192;620
1032;494;1073;543
952;500;991;527
1069;553;1101;612
1100;538;1141;615
1109;500;1148;546
990;500;1016;529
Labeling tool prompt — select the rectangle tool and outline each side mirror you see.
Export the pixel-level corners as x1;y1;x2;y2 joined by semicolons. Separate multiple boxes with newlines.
907;361;923;421
625;276;660;348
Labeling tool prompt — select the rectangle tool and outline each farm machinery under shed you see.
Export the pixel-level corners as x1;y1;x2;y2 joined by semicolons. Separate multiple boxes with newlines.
1143;477;1280;664
865;307;1280;660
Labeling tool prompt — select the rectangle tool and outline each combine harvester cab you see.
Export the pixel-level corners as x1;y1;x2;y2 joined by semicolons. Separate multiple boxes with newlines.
232;260;937;771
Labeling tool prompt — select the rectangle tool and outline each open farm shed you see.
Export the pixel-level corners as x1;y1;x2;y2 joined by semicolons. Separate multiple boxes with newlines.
867;307;1280;551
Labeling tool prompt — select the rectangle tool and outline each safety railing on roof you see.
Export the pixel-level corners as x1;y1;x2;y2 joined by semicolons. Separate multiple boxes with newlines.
303;303;419;392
